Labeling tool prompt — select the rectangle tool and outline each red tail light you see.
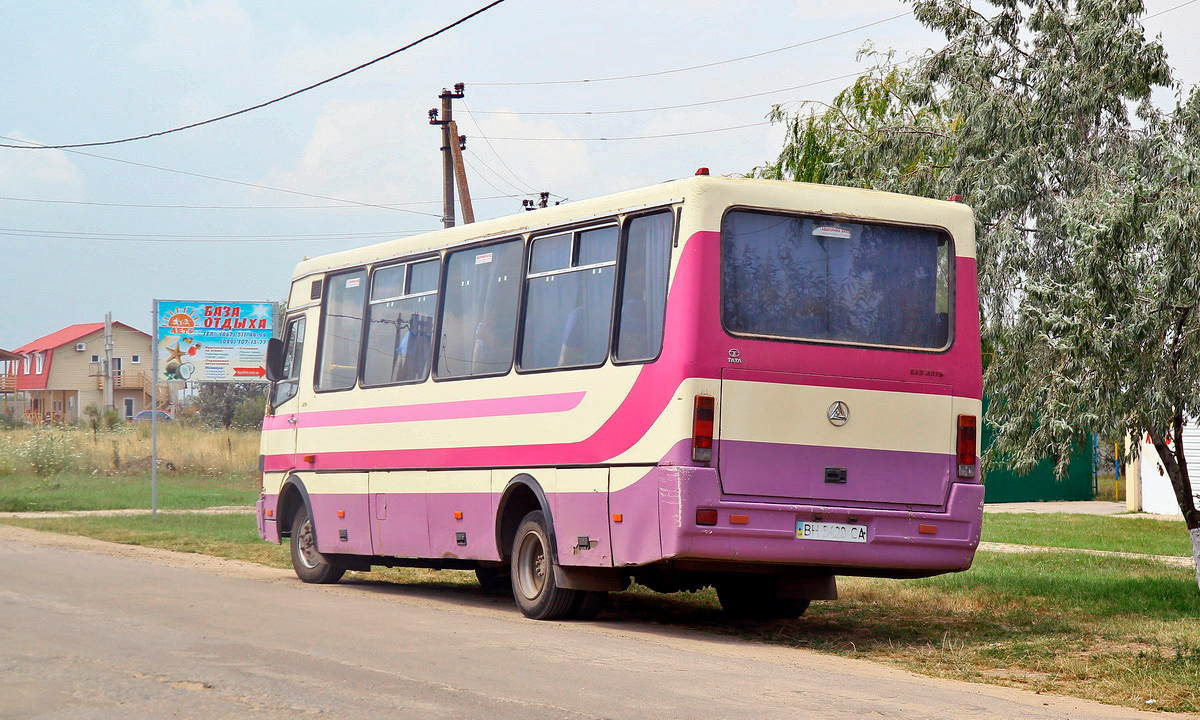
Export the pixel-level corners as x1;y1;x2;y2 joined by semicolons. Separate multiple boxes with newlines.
957;414;977;478
692;395;715;463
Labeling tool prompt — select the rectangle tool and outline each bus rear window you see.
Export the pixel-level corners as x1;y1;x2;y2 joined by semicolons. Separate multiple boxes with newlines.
721;210;950;350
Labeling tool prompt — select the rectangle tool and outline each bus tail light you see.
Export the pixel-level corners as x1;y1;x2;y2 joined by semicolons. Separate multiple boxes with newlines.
696;508;718;526
957;414;977;478
692;395;715;463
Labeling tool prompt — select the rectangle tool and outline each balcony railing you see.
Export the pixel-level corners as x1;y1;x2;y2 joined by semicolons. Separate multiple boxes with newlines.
0;374;15;392
96;372;162;392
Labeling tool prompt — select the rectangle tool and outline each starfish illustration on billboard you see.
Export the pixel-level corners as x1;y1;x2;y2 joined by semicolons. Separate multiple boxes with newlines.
165;342;186;365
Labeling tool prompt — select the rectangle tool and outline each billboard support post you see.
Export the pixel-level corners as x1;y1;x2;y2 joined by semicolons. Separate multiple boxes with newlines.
151;299;274;516
151;300;159;517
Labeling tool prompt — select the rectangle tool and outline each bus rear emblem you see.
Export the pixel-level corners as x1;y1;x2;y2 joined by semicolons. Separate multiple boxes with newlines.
727;349;742;363
827;401;850;427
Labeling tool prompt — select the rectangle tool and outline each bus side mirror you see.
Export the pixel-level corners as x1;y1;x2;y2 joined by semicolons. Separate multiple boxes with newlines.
265;337;285;382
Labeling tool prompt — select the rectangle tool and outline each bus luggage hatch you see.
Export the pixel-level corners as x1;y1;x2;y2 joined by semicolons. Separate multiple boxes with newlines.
718;368;954;507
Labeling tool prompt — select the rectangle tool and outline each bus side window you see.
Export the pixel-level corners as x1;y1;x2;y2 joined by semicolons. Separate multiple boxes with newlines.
362;259;439;386
272;316;305;407
521;225;618;371
615;211;673;362
436;239;522;379
317;268;367;391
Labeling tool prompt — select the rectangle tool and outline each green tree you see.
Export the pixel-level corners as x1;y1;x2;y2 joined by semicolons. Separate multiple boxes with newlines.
757;0;1200;585
193;383;267;429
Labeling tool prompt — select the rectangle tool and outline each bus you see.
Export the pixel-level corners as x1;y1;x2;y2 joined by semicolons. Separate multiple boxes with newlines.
257;174;983;621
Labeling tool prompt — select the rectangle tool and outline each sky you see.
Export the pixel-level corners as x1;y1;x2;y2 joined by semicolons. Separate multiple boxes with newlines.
2;0;1198;350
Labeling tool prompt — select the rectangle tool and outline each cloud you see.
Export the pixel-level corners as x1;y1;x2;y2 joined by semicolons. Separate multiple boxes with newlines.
259;98;592;221
0;133;84;194
134;0;253;64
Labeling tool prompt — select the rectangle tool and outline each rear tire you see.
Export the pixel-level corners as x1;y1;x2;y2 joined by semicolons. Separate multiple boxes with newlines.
290;505;346;584
567;590;608;620
715;576;810;620
511;511;577;620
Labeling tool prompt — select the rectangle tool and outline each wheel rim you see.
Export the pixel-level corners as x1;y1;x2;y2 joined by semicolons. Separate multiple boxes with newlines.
297;517;320;569
515;528;547;601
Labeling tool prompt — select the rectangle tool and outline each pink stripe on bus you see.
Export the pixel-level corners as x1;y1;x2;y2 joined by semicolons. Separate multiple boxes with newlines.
262;230;982;473
263;391;587;432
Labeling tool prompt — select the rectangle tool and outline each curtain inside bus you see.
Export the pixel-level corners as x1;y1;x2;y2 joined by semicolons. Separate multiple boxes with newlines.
521;226;618;370
317;268;367;390
616;211;672;362
721;211;949;349
436;239;522;378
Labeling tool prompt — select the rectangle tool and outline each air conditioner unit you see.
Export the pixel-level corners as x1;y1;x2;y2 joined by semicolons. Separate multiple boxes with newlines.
75;343;86;352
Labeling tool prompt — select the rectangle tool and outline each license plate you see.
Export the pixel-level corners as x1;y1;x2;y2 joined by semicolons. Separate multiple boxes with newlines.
796;521;867;543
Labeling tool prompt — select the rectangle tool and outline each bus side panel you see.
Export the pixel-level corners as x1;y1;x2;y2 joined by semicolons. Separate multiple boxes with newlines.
306;473;374;556
609;467;663;566
553;468;612;567
426;470;499;561
368;471;431;558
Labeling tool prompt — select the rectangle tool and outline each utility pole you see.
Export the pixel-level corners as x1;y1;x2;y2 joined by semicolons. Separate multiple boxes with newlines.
429;83;465;228
448;121;475;224
103;312;114;410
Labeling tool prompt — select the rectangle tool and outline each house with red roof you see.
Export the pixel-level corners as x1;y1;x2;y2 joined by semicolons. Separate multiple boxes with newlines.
0;322;157;424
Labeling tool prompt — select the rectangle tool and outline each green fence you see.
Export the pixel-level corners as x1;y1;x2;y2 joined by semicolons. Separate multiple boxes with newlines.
980;397;1095;503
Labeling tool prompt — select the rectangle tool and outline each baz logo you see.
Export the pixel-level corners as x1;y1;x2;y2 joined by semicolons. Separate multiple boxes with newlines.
727;349;742;364
827;401;850;427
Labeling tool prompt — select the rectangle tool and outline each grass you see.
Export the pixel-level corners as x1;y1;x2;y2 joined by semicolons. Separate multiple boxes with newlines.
0;424;259;477
0;423;260;511
0;513;287;566
983;512;1193;557
0;472;259;512
3;513;1198;713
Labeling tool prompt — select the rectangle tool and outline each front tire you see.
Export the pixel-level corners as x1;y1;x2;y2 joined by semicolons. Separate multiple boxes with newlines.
511;510;577;620
290;504;346;584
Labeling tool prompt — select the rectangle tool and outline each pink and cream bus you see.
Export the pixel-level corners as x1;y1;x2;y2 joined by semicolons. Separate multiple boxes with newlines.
258;174;983;620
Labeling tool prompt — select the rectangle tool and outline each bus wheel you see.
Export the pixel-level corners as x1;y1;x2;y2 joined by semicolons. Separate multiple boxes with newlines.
715;577;810;620
511;510;577;620
290;505;346;584
567;590;608;620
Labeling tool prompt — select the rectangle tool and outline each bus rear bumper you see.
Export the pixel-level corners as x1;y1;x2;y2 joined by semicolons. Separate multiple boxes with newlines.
648;467;984;575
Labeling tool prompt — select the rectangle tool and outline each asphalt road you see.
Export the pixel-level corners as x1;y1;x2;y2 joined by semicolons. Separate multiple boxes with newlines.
0;525;1177;720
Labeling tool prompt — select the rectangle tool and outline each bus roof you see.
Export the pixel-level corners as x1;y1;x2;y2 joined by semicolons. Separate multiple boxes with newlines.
291;176;975;279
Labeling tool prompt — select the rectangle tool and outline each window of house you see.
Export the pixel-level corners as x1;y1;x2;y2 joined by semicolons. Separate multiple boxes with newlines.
131;355;141;364
615;211;673;362
317;268;368;391
520;225;618;371
90;354;100;363
22;356;30;374
436;239;522;379
363;258;439;386
34;353;44;374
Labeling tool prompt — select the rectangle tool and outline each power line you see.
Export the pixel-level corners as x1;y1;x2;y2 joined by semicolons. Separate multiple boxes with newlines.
467;69;871;117
1146;0;1200;19
469;11;910;86
0;226;424;239
464;148;529;196
0;135;441;216
0;227;432;243
461;155;524;199
460;99;538;194
0;0;509;150
481;121;771;142
0;192;519;211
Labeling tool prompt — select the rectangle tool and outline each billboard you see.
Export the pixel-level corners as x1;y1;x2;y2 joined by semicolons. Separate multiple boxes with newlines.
154;300;275;383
